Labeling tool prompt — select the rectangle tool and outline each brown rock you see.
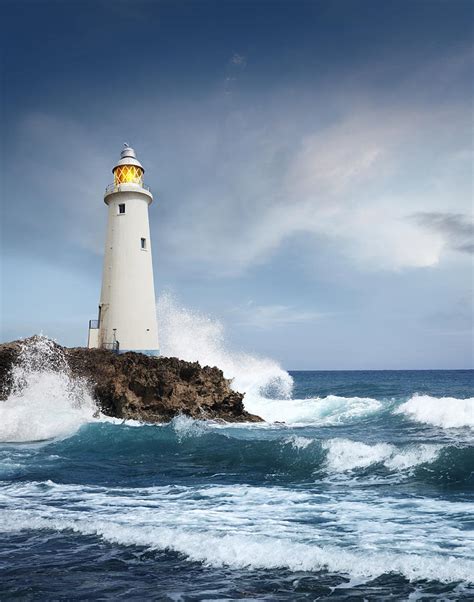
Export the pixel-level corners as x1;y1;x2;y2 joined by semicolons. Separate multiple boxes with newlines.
0;337;263;423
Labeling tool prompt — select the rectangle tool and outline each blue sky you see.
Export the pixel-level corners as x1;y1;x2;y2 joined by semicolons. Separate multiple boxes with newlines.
1;0;472;369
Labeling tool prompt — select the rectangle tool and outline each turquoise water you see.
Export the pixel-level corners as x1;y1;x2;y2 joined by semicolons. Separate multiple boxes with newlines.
0;341;473;600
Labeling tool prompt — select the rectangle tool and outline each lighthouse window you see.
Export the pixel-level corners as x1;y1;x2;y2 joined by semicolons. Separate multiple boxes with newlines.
118;203;126;214
141;237;147;249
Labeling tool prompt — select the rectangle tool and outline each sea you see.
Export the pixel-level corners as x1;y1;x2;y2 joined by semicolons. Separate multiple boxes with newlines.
0;297;473;601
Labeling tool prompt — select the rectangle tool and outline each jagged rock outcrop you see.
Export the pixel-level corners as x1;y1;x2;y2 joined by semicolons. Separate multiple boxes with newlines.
0;337;262;423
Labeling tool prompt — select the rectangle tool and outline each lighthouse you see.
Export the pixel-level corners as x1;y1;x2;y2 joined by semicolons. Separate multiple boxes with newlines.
87;144;159;355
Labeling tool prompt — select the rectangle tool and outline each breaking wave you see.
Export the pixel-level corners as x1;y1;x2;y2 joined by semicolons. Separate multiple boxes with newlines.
1;302;472;598
245;394;385;425
157;294;473;430
247;393;474;429
322;438;443;472
396;394;474;429
1;480;473;585
5;419;470;486
0;298;471;448
0;337;97;443
157;292;293;399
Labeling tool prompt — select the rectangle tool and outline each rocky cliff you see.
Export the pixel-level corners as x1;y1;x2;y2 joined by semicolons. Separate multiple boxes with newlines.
0;337;262;423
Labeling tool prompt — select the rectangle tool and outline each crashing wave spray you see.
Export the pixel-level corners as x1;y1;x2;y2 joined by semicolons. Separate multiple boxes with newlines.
157;292;293;400
0;336;96;442
157;294;387;424
157;294;474;428
157;294;395;424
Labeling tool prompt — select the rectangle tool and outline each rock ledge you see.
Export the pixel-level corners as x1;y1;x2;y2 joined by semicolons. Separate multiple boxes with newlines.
0;337;262;423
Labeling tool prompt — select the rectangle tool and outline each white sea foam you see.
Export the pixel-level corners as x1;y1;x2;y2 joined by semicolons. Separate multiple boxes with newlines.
323;438;442;472
396;394;474;429
247;394;384;425
0;337;97;442
98;416;149;427
384;444;442;470
18;519;474;583
284;435;313;449
1;480;473;584
171;414;208;439
323;439;393;471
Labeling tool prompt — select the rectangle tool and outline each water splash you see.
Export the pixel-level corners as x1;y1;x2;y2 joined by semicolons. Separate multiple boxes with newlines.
0;336;97;442
156;294;474;429
171;415;208;440
157;292;293;400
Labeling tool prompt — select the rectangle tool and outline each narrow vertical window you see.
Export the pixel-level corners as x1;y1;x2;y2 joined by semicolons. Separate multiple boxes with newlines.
118;203;125;214
141;237;147;250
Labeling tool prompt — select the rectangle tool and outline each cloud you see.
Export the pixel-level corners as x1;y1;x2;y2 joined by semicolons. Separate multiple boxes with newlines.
231;301;325;330
411;212;473;255
5;50;471;279
154;97;470;275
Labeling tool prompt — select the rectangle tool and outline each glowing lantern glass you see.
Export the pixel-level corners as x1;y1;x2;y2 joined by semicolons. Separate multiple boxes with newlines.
114;165;144;186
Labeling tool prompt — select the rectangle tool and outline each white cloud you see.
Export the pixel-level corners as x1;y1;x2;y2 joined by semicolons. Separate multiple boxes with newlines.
231;301;325;330
155;100;470;274
8;63;471;277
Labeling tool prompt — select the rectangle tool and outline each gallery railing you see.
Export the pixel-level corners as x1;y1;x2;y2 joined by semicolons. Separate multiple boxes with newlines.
105;182;151;194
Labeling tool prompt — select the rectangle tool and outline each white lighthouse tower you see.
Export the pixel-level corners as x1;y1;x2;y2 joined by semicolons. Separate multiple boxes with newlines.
87;144;159;355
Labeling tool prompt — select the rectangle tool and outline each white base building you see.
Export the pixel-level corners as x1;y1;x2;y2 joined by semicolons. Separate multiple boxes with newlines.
88;145;159;355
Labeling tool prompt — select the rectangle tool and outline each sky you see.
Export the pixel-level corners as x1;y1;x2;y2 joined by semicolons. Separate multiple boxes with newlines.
1;0;473;369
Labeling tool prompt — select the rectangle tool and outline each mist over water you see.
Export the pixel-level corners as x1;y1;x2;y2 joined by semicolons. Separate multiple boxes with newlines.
1;299;473;599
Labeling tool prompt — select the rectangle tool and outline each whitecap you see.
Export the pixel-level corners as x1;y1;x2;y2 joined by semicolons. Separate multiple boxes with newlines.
1;481;473;585
283;435;313;449
171;415;208;439
396;394;474;429
322;438;443;473
245;394;383;425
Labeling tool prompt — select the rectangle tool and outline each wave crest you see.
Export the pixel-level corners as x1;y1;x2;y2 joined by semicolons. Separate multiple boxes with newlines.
322;438;442;473
396;394;474;429
246;394;384;425
2;482;473;585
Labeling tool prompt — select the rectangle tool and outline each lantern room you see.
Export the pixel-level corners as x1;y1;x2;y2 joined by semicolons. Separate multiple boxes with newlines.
112;144;145;186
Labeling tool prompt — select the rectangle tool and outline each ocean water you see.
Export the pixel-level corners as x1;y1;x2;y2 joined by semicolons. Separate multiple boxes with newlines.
1;301;473;600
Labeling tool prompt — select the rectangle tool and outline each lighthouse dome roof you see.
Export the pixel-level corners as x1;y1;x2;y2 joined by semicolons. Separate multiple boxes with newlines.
112;144;145;172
